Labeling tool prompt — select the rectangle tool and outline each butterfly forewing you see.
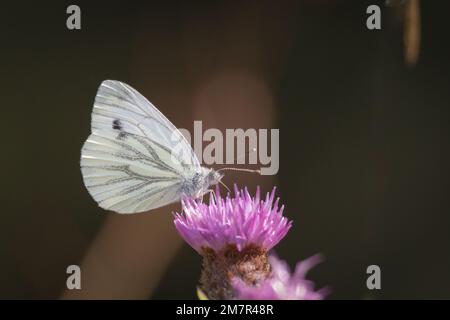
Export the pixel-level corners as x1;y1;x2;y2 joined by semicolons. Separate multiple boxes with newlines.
81;80;200;213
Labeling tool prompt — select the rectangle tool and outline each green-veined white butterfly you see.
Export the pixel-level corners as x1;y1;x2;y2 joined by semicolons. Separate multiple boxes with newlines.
80;80;224;214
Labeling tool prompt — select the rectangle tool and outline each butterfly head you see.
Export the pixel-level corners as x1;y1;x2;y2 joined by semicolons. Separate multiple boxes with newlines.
190;167;224;198
203;167;224;187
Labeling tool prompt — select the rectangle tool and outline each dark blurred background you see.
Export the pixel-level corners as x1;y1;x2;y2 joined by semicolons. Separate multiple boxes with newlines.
1;0;450;299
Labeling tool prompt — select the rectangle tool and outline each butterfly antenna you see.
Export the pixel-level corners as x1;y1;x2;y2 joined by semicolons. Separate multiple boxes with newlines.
207;189;217;203
217;167;261;175
219;147;261;175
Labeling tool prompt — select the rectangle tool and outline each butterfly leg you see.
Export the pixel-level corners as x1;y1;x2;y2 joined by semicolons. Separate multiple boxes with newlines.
209;189;217;203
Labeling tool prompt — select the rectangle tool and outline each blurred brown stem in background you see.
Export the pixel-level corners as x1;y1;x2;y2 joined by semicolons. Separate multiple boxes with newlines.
404;0;421;66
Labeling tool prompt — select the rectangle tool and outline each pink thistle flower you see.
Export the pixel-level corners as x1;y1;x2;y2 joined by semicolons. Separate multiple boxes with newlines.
172;185;328;300
173;185;292;299
174;185;292;254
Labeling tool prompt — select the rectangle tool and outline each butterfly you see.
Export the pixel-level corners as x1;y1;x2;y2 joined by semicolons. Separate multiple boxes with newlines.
80;80;224;214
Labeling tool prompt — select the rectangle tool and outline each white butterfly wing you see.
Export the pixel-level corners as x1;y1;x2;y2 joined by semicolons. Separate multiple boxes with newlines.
81;80;199;214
